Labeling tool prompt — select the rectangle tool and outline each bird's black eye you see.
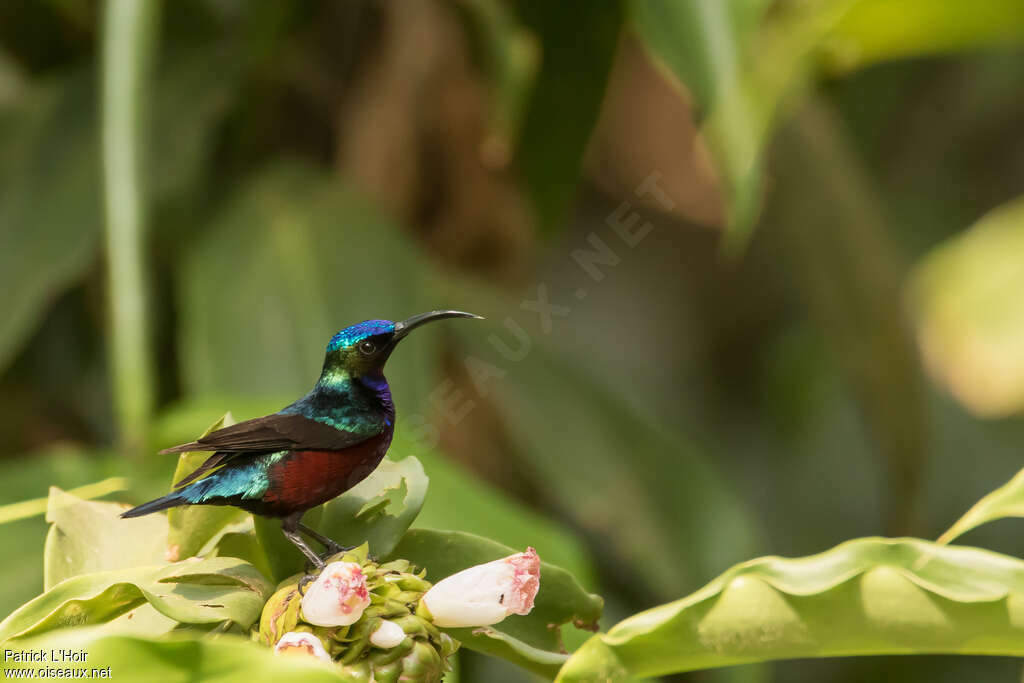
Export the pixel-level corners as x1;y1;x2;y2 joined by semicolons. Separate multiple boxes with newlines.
358;340;376;355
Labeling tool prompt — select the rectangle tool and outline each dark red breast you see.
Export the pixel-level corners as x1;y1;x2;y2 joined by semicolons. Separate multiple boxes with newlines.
263;432;390;512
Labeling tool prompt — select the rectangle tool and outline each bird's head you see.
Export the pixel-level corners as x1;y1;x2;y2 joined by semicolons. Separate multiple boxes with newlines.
320;310;482;382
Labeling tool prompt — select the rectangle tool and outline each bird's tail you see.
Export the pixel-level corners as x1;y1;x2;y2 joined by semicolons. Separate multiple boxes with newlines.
120;492;186;518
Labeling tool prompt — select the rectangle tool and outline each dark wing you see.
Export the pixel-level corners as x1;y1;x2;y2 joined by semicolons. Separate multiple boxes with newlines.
159;412;378;455
172;451;233;489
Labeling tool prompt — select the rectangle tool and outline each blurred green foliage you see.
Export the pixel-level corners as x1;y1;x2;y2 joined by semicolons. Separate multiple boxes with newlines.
3;0;1024;681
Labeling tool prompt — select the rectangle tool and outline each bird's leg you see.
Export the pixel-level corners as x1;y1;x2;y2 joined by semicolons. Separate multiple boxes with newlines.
297;522;352;558
282;513;324;574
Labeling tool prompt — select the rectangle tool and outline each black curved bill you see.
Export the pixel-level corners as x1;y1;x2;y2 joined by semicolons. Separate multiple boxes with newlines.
392;310;483;341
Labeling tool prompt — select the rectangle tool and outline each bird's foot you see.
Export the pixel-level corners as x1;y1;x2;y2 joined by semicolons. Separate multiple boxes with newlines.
297;572;317;596
302;556;326;575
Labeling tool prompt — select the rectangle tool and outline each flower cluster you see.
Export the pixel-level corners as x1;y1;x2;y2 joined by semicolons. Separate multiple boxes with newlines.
260;545;540;682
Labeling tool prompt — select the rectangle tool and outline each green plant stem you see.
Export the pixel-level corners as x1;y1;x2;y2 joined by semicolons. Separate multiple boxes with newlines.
0;478;129;525
101;0;161;457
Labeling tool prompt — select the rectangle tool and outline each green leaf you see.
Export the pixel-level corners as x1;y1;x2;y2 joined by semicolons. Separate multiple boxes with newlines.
388;528;603;679
87;603;181;638
630;0;769;248
821;0;1024;73
630;0;769;114
0;557;272;641
7;629;348;682
44;487;167;591
514;1;624;233
937;467;1024;545
556;537;1024;681
166;413;246;561
631;0;859;250
213;531;275;584
0;70;101;374
318;456;429;558
907;194;1024;417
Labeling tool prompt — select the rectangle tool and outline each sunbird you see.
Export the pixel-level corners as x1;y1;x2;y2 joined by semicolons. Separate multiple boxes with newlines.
122;311;481;567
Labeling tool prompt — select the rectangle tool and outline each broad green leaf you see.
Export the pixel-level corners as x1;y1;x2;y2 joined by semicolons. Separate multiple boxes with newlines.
89;603;181;638
0;70;101;374
44;487;167;591
630;0;769;115
213;531;275;584
7;628;347;682
166;413;245;561
937;467;1024;546
388;528;603;679
514;1;624;233
907;195;1024;417
318;456;429;558
0;557;272;641
556;537;1024;681
179;163;437;416
822;0;1024;73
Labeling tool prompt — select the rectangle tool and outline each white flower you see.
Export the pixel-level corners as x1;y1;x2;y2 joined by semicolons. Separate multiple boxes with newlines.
274;631;331;662
421;547;540;628
369;619;406;648
301;561;371;627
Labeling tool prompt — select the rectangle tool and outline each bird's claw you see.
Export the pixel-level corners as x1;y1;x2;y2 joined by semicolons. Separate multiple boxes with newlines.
303;557;326;575
297;572;318;596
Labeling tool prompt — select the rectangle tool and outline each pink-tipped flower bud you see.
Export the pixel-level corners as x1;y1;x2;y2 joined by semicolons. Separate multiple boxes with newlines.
301;561;371;627
274;631;331;662
421;547;540;627
369;619;407;649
